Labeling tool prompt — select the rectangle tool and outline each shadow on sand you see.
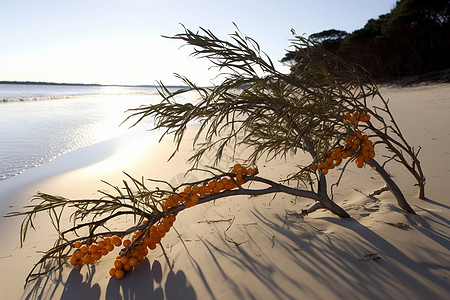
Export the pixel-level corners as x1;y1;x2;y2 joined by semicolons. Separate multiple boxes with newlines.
21;198;449;299
177;202;450;299
23;258;196;300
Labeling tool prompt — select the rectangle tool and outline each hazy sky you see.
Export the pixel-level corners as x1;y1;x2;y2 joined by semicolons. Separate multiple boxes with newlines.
0;0;396;86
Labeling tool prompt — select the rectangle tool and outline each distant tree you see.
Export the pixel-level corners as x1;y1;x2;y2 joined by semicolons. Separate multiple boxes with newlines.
381;0;450;74
309;29;347;54
285;0;450;79
281;29;346;67
309;29;348;42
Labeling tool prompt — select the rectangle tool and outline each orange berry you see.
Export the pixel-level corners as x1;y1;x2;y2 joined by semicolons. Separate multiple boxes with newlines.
204;186;212;194
93;252;102;261
144;236;152;245
114;269;125;279
137;254;145;263
74;250;85;259
105;244;114;252
120;256;130;264
322;169;329;175
356;131;363;140
191;194;199;204
232;163;242;173
169;214;176;222
216;181;224;191
191;185;200;195
100;248;109;256
236;167;245;174
74;241;82;248
80;245;89;254
123;239;131;248
97;241;106;248
360;114;371;122
109;268;117;277
162;201;171;210
220;178;230;187
129;257;138;267
207;181;216;189
158;227;167;236
123;263;132;272
111;236;122;247
246;168;256;176
89;244;100;253
236;173;242;181
140;247;148;256
114;260;123;270
70;257;78;265
82;255;94;264
148;242;157;250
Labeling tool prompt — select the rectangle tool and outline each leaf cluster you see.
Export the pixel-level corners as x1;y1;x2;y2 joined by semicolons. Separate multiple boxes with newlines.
124;26;380;185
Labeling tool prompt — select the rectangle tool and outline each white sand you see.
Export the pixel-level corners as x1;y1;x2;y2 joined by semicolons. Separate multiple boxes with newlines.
0;83;449;299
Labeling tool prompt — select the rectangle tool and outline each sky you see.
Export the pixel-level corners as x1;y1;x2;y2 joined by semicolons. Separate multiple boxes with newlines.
0;0;397;86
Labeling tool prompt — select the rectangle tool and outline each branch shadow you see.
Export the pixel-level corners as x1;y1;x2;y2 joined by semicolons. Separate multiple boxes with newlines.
184;204;450;299
105;259;196;300
60;267;101;300
23;265;101;300
22;256;196;299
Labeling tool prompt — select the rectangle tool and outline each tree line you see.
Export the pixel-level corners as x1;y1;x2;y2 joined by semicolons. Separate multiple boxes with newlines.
282;0;450;81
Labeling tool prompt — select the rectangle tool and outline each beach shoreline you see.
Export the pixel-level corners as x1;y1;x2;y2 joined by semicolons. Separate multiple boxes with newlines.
1;83;449;299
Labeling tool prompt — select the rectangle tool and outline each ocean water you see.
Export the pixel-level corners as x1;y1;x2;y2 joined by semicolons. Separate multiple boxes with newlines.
0;83;185;180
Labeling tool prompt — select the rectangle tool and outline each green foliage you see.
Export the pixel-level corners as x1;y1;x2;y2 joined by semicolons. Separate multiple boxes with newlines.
283;0;450;79
127;24;425;201
125;26;380;183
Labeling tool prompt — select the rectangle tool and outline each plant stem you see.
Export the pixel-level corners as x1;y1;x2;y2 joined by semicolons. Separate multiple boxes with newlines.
367;158;415;214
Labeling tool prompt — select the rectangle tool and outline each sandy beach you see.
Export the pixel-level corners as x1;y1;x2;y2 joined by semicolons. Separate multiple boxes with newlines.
0;83;449;299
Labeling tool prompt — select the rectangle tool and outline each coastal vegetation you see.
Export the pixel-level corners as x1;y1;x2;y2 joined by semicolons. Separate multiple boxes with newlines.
6;23;426;282
282;0;450;80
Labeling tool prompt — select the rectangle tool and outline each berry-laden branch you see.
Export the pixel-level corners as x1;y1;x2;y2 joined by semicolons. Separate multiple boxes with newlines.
6;164;345;282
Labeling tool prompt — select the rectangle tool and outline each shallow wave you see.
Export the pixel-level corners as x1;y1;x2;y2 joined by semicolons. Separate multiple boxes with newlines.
0;91;159;103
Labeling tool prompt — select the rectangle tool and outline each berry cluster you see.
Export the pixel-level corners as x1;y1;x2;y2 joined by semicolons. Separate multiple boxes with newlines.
162;164;255;210
109;215;175;279
70;235;122;266
312;111;375;175
69;164;256;279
